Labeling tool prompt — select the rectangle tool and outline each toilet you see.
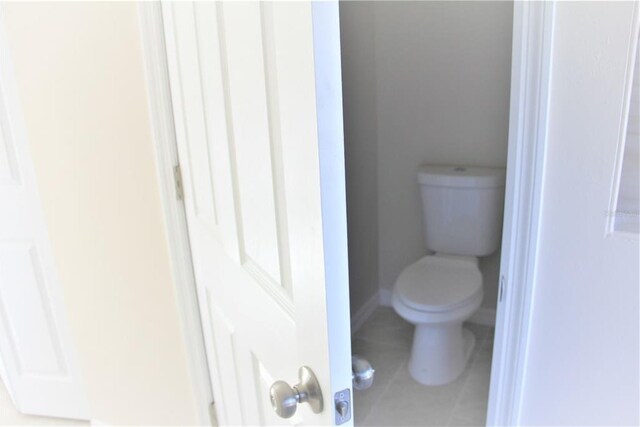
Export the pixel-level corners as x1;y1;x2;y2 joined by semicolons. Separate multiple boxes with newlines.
392;165;505;386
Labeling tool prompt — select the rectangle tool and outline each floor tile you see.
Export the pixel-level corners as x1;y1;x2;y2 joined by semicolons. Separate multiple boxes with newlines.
448;415;484;426
354;307;414;350
463;322;491;344
452;377;490;425
362;360;463;426
450;339;493;425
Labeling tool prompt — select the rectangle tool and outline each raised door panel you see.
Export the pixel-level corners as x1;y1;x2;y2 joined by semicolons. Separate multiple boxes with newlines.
220;2;292;300
169;1;294;312
0;25;88;417
0;242;68;378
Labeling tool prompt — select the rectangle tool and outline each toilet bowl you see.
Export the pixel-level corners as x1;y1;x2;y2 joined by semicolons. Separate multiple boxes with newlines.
391;164;505;386
392;254;483;385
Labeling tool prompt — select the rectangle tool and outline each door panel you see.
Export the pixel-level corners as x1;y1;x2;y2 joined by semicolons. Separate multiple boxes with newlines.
0;19;89;419
0;242;67;377
223;2;286;292
162;2;351;425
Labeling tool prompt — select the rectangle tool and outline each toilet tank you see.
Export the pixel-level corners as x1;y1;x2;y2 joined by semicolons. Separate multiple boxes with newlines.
418;165;506;256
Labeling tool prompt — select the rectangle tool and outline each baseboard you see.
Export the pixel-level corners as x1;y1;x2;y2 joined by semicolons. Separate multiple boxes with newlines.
468;307;496;326
351;291;379;335
379;288;393;307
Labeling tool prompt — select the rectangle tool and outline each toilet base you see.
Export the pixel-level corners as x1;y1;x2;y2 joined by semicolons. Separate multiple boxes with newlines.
408;324;475;386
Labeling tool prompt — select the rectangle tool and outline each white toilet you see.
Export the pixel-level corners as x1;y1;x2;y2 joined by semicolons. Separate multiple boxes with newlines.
392;165;505;386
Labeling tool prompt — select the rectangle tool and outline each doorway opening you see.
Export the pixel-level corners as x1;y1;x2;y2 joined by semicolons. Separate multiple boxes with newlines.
339;2;513;425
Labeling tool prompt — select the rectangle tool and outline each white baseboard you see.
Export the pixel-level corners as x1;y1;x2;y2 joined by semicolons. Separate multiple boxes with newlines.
379;288;392;306
468;307;496;326
351;291;380;334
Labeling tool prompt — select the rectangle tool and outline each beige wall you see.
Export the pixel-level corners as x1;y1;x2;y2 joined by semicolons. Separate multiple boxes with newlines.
2;3;199;425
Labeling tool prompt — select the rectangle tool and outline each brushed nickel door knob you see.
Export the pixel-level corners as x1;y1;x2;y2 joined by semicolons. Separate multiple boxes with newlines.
269;366;323;419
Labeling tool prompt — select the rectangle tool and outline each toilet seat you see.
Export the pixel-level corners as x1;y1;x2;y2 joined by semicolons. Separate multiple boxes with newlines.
394;255;482;313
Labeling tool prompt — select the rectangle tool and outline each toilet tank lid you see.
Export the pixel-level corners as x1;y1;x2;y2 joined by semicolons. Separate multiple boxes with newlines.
417;165;506;188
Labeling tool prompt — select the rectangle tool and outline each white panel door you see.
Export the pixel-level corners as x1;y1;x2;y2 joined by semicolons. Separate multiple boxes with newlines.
0;18;89;420
162;2;352;426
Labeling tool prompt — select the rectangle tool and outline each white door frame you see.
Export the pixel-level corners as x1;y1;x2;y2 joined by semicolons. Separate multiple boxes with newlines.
137;4;214;426
487;2;555;425
137;2;555;426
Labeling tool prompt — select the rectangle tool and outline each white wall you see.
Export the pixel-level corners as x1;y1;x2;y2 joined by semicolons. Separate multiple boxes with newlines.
2;3;200;425
519;3;639;424
341;1;513;315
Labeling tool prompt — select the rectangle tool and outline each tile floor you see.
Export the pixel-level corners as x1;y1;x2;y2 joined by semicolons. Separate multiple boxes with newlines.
0;378;88;426
352;307;494;426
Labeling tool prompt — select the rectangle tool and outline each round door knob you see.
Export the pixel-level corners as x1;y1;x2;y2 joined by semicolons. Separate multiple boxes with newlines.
269;380;299;418
269;366;323;419
352;355;375;390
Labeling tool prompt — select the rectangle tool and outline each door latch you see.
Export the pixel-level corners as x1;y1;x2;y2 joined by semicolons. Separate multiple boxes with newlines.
334;388;351;425
333;356;375;424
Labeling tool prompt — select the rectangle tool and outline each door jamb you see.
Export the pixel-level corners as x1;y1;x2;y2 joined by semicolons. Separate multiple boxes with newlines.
138;1;556;426
137;4;213;426
487;2;555;425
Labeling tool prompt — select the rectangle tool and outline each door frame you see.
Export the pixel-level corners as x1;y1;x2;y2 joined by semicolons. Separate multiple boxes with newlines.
487;2;555;425
137;4;213;426
137;1;555;426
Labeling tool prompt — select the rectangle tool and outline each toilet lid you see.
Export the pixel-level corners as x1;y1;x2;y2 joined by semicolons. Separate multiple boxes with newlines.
394;255;482;313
